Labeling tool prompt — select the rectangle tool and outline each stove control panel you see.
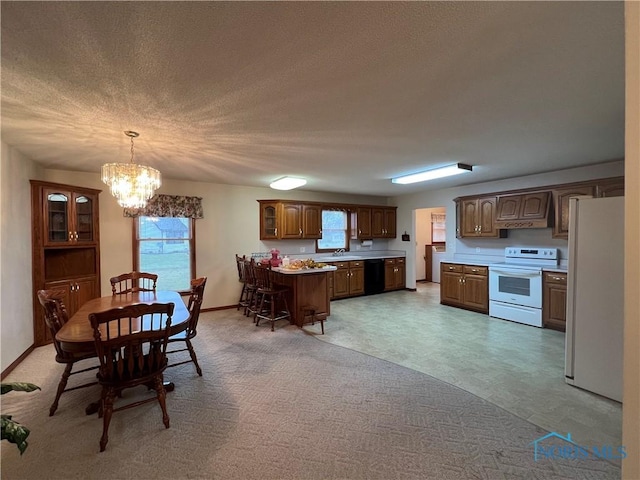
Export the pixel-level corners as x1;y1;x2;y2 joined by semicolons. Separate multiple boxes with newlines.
505;247;558;260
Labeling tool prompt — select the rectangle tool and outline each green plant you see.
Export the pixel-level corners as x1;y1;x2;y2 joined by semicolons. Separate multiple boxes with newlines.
1;382;41;454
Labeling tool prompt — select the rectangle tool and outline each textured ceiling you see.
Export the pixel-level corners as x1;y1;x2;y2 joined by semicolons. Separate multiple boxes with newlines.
1;1;625;196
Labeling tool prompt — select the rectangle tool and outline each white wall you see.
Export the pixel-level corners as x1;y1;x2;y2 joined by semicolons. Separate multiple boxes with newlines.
41;169;390;311
0;143;42;370
623;1;640;476
389;160;625;289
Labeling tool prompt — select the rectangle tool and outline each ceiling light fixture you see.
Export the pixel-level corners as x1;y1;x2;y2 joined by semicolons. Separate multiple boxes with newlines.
101;131;162;208
391;163;473;185
269;176;307;190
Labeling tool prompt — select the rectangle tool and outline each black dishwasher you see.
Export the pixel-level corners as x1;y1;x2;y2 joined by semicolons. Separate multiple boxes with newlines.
364;259;385;295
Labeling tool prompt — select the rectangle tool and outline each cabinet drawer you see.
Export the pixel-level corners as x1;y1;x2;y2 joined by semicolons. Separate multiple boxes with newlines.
544;272;567;285
384;258;396;266
349;260;364;268
463;265;487;276
442;263;463;273
333;262;349;269
396;257;405;265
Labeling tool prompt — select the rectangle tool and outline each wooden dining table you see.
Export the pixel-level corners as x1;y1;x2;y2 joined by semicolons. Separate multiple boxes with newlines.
56;290;190;414
57;290;190;354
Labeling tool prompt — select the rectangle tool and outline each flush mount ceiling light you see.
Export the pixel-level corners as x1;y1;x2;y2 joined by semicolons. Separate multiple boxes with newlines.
391;163;473;185
269;176;307;190
101;131;162;208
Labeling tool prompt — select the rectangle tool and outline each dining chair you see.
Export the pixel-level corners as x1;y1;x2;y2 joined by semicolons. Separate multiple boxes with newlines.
253;264;291;332
235;254;249;311
166;277;207;375
110;271;158;294
36;289;99;416
243;258;259;318
89;302;174;452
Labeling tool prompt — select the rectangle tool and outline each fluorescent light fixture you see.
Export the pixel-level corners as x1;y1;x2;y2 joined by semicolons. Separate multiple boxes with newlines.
269;176;307;190
391;163;473;185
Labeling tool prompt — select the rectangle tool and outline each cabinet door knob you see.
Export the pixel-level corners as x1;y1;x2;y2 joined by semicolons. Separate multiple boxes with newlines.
68;231;73;241
299;228;303;236
275;228;278;236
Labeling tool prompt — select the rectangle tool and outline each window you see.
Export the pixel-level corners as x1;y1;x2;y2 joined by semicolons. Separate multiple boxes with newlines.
317;210;348;251
134;216;195;291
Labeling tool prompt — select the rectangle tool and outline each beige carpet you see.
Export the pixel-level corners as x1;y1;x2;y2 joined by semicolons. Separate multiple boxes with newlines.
1;313;620;479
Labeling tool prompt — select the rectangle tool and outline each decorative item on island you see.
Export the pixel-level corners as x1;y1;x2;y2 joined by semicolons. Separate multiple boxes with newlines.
281;259;329;270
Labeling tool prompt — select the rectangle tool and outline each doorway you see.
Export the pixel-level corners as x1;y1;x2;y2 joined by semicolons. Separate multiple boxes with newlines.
415;207;446;282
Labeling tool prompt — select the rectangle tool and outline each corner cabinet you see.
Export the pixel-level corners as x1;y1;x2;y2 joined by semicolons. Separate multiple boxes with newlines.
31;180;102;346
440;263;488;314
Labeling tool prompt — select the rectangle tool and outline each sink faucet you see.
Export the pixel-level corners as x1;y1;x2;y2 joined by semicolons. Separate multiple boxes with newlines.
332;248;346;257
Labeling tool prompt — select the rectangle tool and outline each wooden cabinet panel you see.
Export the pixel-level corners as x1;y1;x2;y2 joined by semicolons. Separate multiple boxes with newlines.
371;207;397;238
329;261;365;298
384;257;405;291
349;262;365;296
457;196;505;238
596;177;624;198
543;272;567;331
371;208;385;237
440;263;488;313
302;204;322;239
353;207;372;239
42;188;98;247
552;185;596;239
280;203;303;239
259;202;280;239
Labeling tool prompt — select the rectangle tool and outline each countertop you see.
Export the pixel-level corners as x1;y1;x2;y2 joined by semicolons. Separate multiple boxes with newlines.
283;250;406;263
272;265;337;275
441;259;568;273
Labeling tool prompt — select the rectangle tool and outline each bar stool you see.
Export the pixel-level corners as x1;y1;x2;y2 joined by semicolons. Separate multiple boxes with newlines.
301;305;325;334
254;264;291;332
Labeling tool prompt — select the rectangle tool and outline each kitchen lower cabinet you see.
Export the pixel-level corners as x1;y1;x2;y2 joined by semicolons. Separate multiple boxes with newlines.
330;260;364;299
543;272;567;331
440;263;488;314
384;257;406;291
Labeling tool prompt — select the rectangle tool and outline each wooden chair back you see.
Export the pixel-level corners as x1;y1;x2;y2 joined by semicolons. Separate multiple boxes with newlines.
244;258;256;287
37;289;71;360
236;254;247;283
89;302;174;386
110;271;158;295
253;262;272;289
184;277;207;339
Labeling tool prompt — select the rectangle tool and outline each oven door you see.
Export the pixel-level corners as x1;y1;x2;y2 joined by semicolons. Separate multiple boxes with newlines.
489;266;542;308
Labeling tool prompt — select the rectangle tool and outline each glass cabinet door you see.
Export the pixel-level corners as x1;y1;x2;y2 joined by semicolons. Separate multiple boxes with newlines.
46;192;70;243
262;204;278;239
74;194;94;242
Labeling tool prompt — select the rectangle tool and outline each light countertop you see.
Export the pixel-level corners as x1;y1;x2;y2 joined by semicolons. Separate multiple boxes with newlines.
272;266;337;275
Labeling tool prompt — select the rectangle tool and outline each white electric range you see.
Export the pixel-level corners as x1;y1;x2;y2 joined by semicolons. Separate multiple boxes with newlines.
488;247;558;327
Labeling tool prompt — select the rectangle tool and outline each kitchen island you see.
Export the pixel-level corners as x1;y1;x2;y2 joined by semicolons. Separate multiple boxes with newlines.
271;266;337;328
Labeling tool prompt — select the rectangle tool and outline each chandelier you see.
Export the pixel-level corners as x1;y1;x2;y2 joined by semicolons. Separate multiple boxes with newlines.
101;131;161;208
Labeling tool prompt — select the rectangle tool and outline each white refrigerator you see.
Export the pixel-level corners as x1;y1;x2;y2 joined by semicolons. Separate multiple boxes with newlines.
565;196;624;402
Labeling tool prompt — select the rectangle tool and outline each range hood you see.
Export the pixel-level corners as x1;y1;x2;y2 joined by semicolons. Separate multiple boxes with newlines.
495;192;552;229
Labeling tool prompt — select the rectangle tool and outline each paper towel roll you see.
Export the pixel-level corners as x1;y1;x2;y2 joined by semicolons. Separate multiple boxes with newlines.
361;240;373;247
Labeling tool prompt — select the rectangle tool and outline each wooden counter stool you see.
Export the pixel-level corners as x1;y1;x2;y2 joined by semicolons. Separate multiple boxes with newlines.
301;305;325;334
254;265;291;331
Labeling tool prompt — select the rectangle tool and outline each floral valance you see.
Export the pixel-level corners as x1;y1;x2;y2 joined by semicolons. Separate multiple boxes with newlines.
123;194;204;219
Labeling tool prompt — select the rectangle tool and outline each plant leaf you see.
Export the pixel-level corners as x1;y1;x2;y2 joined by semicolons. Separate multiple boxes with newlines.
1;415;31;454
1;383;41;395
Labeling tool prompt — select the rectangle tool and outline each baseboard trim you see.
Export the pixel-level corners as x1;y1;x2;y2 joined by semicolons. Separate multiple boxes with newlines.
202;304;237;313
1;345;35;380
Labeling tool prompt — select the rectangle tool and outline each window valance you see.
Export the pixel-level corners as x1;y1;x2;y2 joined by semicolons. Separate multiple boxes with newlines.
123;194;204;218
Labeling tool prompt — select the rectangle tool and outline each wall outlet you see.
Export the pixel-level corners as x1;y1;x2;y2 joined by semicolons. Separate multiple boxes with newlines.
300;247;306;253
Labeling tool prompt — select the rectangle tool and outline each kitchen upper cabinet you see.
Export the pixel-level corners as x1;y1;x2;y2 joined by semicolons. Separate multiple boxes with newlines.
495;192;551;228
42;187;98;246
457;196;506;238
384;257;405;291
352;207;372;239
440;263;488;314
543;272;567;332
259;201;322;240
371;207;397;238
31;180;101;347
259;201;280;239
551;184;596;239
596;177;624;198
330;260;364;298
